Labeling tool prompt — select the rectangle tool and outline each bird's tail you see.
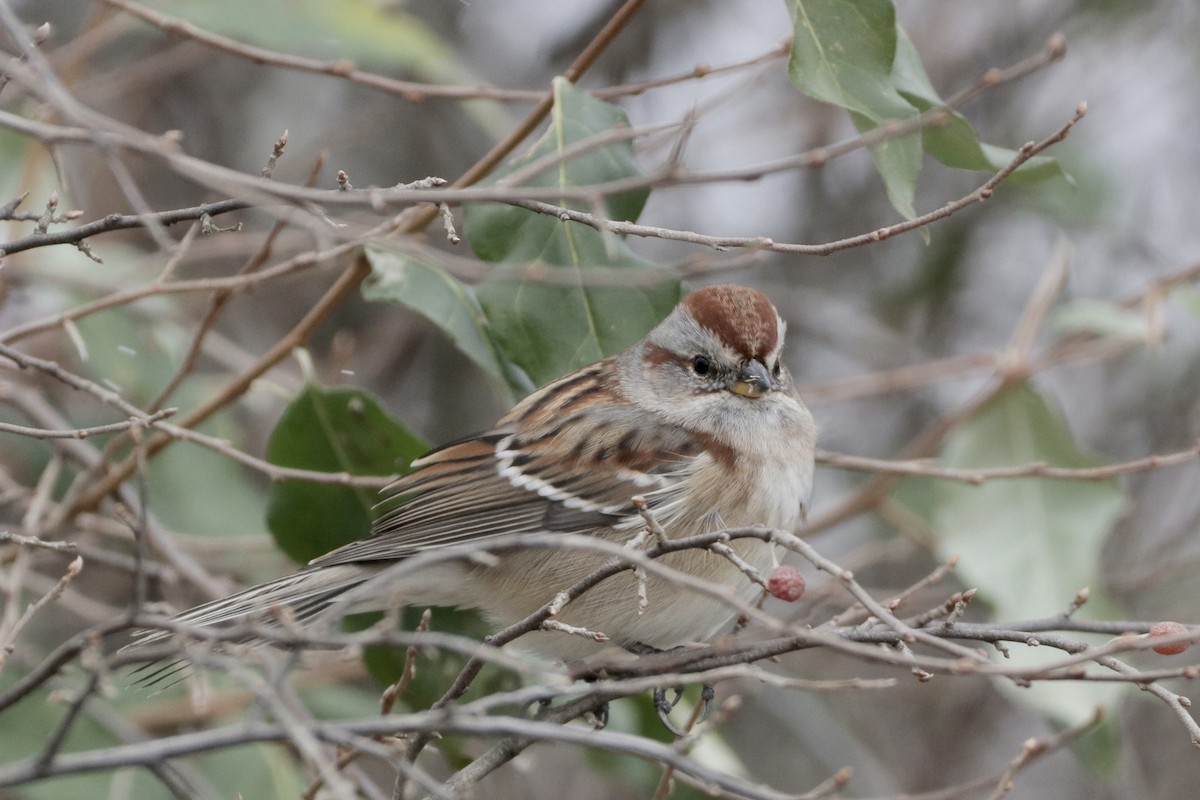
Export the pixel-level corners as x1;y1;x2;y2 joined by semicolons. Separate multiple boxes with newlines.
123;564;372;687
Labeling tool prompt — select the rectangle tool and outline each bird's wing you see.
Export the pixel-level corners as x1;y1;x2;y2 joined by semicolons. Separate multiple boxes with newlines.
307;405;707;568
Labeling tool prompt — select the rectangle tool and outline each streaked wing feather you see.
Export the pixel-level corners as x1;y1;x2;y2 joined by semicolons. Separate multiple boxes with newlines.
309;403;701;569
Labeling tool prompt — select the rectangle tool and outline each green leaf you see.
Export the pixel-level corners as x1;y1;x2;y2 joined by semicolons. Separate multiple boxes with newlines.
788;0;921;219
788;0;905;117
931;385;1125;620
365;79;683;394
141;0;449;74
848;109;921;221
786;3;1066;222
927;385;1126;724
463;77;682;388
466;77;649;259
892;30;1065;184
475;270;680;390
362;244;531;403
265;384;427;564
1052;299;1148;342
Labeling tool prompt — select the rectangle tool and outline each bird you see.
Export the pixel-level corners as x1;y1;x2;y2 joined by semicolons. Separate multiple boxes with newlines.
130;284;817;722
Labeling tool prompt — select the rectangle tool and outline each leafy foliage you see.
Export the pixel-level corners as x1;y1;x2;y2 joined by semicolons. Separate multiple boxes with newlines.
928;385;1125;621
363;247;532;402
788;0;923;218
367;78;681;397
4;0;1192;797
894;386;1128;726
140;0;451;73
265;384;427;564
786;0;1063;221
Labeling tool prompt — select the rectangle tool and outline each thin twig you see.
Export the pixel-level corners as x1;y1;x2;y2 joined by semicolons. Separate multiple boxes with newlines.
815;441;1200;484
0;407;176;440
985;708;1105;800
504;102;1086;257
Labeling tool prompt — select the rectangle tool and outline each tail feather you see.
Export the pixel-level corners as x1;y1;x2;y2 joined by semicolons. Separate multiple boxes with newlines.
123;565;372;686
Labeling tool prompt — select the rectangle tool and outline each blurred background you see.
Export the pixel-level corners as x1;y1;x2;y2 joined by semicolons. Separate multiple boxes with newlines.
3;1;1200;798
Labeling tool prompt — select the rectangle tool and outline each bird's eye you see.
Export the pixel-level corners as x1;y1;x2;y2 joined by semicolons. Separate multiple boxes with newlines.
772;361;782;378
692;355;711;375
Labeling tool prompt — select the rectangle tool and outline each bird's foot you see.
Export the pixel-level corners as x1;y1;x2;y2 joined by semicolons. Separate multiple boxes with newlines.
627;641;715;736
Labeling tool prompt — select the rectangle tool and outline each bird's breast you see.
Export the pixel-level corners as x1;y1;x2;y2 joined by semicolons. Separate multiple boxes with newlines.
679;433;814;535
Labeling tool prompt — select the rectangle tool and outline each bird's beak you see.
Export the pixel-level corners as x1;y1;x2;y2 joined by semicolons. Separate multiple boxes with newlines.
730;359;771;398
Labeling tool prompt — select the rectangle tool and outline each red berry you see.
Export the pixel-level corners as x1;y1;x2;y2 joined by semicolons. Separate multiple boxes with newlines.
766;565;806;602
1149;621;1190;655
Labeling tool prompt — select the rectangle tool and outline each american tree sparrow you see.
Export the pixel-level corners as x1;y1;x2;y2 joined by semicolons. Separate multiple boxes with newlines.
135;285;817;691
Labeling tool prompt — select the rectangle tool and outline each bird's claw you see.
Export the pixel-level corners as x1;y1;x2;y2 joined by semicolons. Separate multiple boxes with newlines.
654;685;683;714
519;697;553;719
586;702;609;730
697;684;715;724
653;683;715;736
